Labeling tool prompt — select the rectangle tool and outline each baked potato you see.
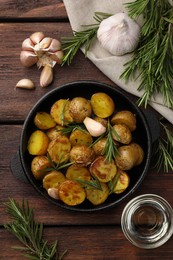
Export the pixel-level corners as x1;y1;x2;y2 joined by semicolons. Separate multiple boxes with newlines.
86;182;109;205
112;124;132;144
90;92;115;118
58;180;86;206
111;110;136;131
47;135;71;164
90;156;117;183
43;170;66;190
69;97;92;123
34;112;56;130
50;99;74;126
27;130;49;155
70;145;95;167
113;170;130;194
92;137;107;156
31;155;51;180
66;165;91;181
47;125;67;140
69;128;93;146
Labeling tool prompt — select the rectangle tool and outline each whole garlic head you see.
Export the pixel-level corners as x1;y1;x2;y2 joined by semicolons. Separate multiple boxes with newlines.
97;12;141;56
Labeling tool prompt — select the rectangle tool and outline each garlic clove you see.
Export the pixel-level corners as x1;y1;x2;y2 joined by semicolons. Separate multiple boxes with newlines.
40;65;53;88
47;38;62;52
15;78;35;90
83;117;106;137
39;37;52;49
22;38;34;51
48;188;59;200
97;12;140;56
30;31;45;44
50;50;64;64
20;50;38;67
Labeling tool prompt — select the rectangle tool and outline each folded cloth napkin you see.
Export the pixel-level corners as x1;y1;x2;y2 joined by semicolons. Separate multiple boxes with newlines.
63;0;173;124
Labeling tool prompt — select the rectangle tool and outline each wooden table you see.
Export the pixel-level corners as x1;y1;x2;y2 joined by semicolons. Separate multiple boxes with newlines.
1;1;173;259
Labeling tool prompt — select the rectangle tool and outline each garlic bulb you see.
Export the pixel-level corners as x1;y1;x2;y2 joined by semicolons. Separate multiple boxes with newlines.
97;12;141;56
20;32;64;87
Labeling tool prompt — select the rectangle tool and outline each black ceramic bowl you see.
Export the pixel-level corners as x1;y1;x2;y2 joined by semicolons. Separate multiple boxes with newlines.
11;81;160;212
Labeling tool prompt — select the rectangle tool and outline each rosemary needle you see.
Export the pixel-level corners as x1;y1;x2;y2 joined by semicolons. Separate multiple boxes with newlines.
4;199;67;260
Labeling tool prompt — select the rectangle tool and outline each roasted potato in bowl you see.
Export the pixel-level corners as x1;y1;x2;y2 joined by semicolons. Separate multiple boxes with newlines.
13;81;158;211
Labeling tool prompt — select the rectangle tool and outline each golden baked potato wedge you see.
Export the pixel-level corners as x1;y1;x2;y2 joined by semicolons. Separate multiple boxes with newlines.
58;180;86;206
34;112;56;130
69;129;93;146
113;170;130;194
31;155;51;180
86;182;109;205
50;99;74;126
27;130;49;155
90;156;117;183
47;135;71;164
111;110;136;131
66;165;91;181
43;170;66;191
90;92;115;118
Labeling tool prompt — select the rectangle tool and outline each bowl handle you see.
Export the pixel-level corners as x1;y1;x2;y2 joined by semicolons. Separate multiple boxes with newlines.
10;151;29;183
142;109;160;143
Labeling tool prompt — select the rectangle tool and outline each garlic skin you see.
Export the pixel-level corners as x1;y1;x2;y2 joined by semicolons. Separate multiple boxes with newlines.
15;78;35;89
40;65;53;88
20;32;64;87
83;117;106;137
97;13;141;56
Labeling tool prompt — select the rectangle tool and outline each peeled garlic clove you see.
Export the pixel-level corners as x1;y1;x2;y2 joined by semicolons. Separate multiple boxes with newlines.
30;31;45;44
47;38;62;52
97;13;140;56
15;78;35;89
50;50;64;64
20;50;38;67
22;38;34;51
48;188;59;200
40;65;53;88
83;117;106;137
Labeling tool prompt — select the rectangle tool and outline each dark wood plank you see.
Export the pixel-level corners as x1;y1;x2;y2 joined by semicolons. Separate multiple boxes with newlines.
0;22;116;122
0;0;67;19
1;226;173;260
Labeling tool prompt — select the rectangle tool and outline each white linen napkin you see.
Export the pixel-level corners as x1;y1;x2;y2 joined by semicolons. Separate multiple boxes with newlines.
63;0;173;124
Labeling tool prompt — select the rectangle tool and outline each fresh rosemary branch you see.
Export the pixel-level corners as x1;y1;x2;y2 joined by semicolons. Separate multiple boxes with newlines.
103;120;119;162
4;199;67;260
61;12;111;65
121;0;173;108
153;122;173;173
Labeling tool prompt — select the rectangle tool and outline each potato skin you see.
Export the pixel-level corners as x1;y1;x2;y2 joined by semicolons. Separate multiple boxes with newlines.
70;145;95;167
34;112;56;130
31;155;51;180
50;99;74;126
47;125;67;141
86;182;109;205
90;92;115;118
47;135;71;164
58;180;86;206
90;156;117;183
115;143;144;170
112;124;132;144
69;97;92;123
92;137;107;156
111;111;136;131
27;130;49;155
113;170;130;194
69;129;93;146
43;171;66;190
66;165;91;181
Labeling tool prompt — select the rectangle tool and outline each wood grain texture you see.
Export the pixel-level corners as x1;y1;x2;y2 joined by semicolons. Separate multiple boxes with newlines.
0;0;66;19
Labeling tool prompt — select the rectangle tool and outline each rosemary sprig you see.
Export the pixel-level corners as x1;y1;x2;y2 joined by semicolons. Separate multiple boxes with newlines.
61;12;111;65
121;0;173;108
4;199;67;260
76;176;102;191
153;121;173;173
103;120;119;162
